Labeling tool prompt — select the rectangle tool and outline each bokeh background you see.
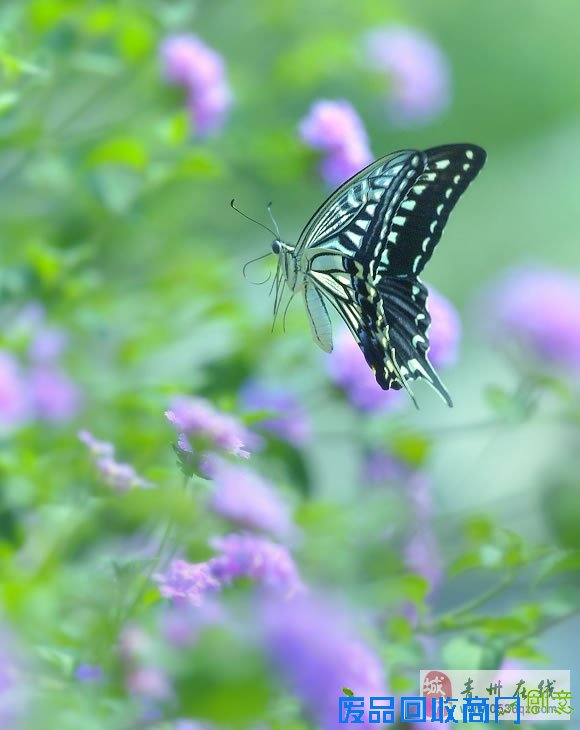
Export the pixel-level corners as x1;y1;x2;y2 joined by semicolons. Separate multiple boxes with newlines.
1;1;580;728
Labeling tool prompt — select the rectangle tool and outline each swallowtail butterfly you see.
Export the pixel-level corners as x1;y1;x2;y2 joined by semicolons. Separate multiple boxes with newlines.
270;144;486;407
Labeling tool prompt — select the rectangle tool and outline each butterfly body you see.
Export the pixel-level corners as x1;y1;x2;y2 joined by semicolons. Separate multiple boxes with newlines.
270;144;486;406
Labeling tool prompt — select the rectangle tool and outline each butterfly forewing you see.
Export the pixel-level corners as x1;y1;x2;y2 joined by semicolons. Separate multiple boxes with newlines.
377;144;486;277
297;150;425;251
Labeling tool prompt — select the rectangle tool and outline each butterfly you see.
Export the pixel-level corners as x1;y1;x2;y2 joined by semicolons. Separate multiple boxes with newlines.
268;144;486;407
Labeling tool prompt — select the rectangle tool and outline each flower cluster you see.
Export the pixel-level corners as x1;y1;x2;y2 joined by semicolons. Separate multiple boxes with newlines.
364;25;451;126
155;533;302;605
0;305;80;431
160;34;232;137
426;286;462;368
484;265;580;371
208;457;295;539
299;99;373;186
239;381;311;447
153;560;220;607
264;596;386;730
209;534;303;596
327;286;461;411
78;430;153;490
166;396;257;465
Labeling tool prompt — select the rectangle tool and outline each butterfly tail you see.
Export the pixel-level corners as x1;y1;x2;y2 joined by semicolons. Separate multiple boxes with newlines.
373;276;454;407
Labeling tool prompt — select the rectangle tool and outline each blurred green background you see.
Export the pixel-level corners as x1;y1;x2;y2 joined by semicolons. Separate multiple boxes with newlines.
1;0;580;728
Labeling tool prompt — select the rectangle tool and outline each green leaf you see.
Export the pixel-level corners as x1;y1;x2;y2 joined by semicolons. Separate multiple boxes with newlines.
89;165;142;213
87;137;148;171
174;151;225;179
535;550;580;585
342;687;354;697
110;487;197;528
390;432;432;466
388;615;414;642
442;636;484;669
448;550;482;575
463;516;494;544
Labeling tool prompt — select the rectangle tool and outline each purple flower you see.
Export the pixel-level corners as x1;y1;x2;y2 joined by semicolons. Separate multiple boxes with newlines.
364;25;451;126
426;287;461;368
79;430;153;490
28;326;67;364
263;596;386;729
0;351;30;431
166;396;256;460
161;601;224;647
299;100;373;186
327;328;406;412
239;381;311;447
94;457;153;490
154;560;220;606
209;534;303;596
160;34;232;136
78;430;114;458
74;664;102;683
28;366;81;423
126;667;171;700
484;266;580;370
208;459;295;539
404;529;442;588
363;451;410;484
0;628;27;727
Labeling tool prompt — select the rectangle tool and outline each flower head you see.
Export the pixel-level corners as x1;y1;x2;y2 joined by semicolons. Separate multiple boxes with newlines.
209;534;303;596
426;287;461;368
78;430;152;490
126;667;171;700
78;430;114;458
28;366;81;423
364;25;451;126
363;451;410;484
74;664;102;683
299;100;373;186
483;265;580;370
0;351;30;431
166;396;256;461
28;325;68;363
327;329;406;412
263;596;386;729
160;34;232;136
154;559;220;607
209;459;295;539
239;381;310;447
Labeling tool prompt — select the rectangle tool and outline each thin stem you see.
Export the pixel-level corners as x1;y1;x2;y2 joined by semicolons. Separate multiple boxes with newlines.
504;606;580;650
423;573;516;634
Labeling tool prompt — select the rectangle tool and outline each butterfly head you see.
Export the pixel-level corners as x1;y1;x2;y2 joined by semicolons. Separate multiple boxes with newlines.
271;239;294;256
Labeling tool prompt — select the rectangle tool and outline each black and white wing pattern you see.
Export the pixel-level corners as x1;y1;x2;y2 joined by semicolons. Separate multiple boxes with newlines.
298;143;486;406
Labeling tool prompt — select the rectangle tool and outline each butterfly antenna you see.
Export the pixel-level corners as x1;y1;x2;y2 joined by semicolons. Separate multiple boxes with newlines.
230;199;277;237
267;201;281;239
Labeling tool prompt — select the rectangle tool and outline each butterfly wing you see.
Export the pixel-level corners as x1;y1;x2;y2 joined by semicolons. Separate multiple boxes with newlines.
296;149;427;353
297;149;427;253
294;143;485;406
356;144;486;404
356;275;453;406
376;144;487;278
